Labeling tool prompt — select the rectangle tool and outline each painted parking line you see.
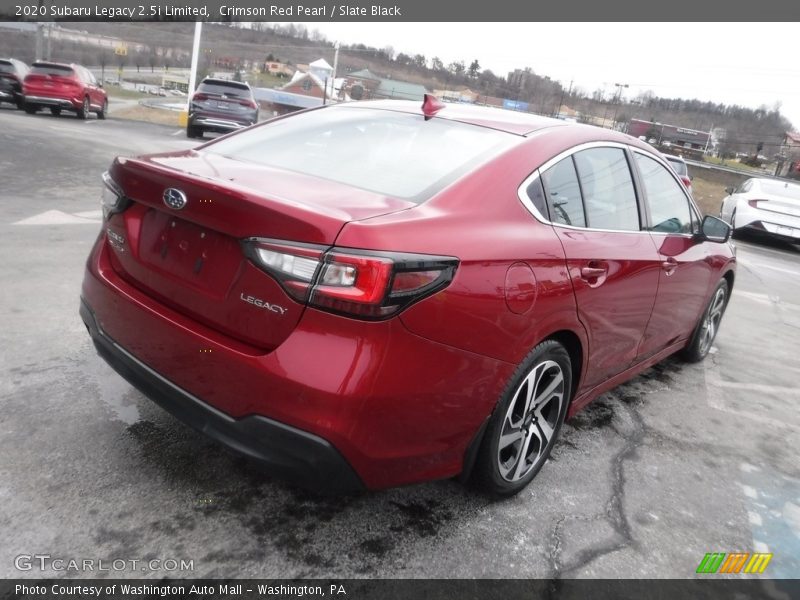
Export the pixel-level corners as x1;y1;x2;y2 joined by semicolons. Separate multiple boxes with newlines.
13;209;102;225
737;257;800;277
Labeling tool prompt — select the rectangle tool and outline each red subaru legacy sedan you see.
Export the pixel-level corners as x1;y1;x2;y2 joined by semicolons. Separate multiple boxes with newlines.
80;98;735;495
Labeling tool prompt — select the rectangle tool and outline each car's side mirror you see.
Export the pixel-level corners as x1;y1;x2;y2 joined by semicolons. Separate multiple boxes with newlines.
699;215;731;243
689;175;694;181
725;186;734;195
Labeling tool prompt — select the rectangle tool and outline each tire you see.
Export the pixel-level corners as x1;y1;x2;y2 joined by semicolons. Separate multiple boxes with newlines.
97;99;107;120
23;104;37;114
50;107;61;116
681;279;729;363
77;96;89;119
15;98;24;110
473;339;572;497
186;123;202;139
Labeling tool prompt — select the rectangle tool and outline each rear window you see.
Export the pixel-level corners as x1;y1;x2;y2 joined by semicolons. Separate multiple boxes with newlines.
0;61;15;74
759;181;800;200
205;106;516;201
197;81;251;98
31;64;74;77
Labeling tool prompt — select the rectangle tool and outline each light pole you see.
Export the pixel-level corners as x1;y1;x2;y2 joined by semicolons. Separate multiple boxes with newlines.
611;82;628;130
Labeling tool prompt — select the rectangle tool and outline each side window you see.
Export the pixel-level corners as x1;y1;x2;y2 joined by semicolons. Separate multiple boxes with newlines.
573;148;640;231
525;176;549;219
541;157;586;227
736;179;752;194
634;153;693;234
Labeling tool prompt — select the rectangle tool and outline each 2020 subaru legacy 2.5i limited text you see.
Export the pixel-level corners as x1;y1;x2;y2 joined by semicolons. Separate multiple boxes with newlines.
80;96;736;495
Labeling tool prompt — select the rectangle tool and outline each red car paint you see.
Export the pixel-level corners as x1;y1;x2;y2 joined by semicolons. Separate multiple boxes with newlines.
81;100;735;490
23;61;107;118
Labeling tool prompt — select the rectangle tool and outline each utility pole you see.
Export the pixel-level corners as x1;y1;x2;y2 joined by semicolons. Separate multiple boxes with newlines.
556;79;573;119
35;0;45;60
331;41;339;101
181;21;202;128
611;82;629;130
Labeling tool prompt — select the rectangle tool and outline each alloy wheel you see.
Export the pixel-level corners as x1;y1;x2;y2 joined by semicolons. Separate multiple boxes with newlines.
698;287;726;355
497;360;564;482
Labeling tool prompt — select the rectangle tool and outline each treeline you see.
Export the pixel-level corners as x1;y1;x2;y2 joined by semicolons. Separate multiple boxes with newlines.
1;22;792;155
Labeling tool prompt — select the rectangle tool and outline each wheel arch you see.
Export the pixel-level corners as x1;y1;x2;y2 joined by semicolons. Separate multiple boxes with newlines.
460;328;585;483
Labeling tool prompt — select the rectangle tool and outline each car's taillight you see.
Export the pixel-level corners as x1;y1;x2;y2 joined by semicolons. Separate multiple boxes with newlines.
748;199;764;208
681;176;692;188
244;239;458;320
240;98;258;109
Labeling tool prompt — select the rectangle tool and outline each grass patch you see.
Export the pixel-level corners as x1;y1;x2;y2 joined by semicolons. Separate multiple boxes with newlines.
104;86;151;101
111;104;182;127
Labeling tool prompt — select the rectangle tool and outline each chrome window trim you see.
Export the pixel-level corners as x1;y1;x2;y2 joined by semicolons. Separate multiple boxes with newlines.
517;140;650;235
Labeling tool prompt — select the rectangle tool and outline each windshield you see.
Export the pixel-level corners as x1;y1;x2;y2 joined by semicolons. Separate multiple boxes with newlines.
205;106;516;201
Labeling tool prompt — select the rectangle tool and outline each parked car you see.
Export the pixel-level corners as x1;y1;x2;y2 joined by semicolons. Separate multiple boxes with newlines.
664;154;693;195
80;98;735;496
719;177;800;242
0;58;29;109
22;61;107;119
187;78;258;139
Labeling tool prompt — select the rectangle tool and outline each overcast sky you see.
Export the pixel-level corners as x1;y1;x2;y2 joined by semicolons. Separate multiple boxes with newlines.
301;22;799;131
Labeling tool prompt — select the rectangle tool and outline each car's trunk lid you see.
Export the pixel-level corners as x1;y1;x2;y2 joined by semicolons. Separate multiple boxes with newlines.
104;150;415;349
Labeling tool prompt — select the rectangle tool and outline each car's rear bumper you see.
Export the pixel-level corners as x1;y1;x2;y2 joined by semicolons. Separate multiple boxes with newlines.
81;233;511;490
24;95;80;109
80;298;365;494
191;116;252;131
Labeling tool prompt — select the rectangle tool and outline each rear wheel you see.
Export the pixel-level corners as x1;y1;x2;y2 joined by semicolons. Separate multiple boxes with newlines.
186;123;202;139
50;107;61;116
77;96;89;119
97;99;107;120
682;279;729;363
473;340;571;497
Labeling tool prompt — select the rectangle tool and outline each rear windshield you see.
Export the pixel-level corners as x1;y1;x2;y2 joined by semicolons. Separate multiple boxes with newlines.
760;180;800;200
31;64;74;77
197;81;251;98
205;106;516;201
666;158;687;176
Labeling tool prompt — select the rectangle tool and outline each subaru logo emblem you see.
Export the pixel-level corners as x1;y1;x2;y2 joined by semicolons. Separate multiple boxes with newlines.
163;188;187;210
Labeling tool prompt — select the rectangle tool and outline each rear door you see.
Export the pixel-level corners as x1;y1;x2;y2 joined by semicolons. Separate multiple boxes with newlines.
540;144;661;390
633;151;715;358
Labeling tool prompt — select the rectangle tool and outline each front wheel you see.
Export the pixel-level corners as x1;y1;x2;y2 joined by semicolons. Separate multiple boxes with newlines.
682;279;729;363
473;339;572;497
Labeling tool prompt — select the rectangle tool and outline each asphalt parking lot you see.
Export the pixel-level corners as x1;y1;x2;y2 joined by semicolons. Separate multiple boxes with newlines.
1;105;799;579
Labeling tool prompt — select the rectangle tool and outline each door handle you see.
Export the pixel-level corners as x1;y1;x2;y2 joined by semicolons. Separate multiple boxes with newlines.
661;258;678;275
580;266;607;279
580;261;608;282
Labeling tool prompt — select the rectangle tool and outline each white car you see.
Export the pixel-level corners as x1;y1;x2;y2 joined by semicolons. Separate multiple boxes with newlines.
719;177;800;241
